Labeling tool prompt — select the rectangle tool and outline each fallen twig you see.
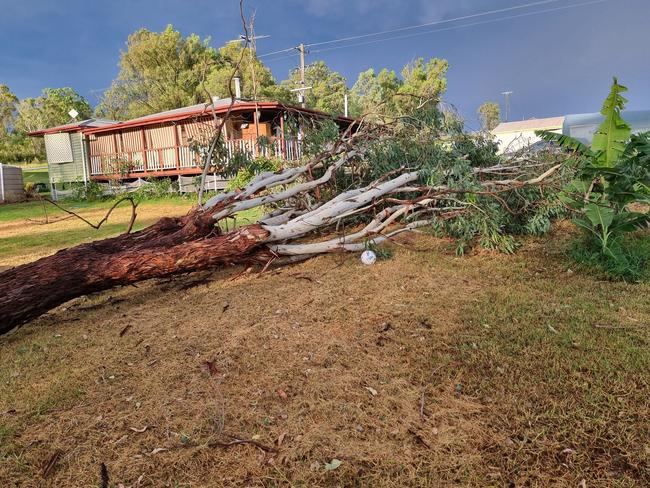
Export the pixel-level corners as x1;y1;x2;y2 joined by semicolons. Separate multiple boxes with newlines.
208;436;278;453
42;450;63;478
42;196;139;233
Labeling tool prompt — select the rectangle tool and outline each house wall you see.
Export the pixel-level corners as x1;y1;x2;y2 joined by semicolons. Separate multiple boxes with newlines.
494;127;562;154
46;132;87;184
0;164;25;202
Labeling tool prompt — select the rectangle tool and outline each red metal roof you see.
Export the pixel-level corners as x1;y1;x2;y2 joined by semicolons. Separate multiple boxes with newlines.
28;118;117;136
82;99;355;135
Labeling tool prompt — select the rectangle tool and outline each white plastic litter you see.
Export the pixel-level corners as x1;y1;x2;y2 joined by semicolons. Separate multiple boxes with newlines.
360;250;377;265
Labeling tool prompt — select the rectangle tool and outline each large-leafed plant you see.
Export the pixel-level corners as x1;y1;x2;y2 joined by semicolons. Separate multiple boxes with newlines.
537;78;650;258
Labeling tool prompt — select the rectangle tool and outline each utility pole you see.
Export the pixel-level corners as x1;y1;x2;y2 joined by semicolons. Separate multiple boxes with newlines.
233;25;270;139
501;91;513;122
297;43;306;108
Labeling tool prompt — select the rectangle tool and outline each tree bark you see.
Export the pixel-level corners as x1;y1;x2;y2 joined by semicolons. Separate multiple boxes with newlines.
0;224;269;335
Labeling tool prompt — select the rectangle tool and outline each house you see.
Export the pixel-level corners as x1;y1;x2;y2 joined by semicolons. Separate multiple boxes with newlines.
492;116;564;154
492;110;650;154
563;110;650;144
29;99;354;199
28;119;117;196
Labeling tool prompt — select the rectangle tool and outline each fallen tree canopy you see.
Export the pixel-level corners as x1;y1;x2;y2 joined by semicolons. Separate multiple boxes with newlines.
0;112;570;335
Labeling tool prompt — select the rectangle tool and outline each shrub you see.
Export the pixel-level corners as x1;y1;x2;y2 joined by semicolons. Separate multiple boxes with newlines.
538;78;650;279
133;177;176;200
69;181;105;201
226;156;282;191
569;235;650;282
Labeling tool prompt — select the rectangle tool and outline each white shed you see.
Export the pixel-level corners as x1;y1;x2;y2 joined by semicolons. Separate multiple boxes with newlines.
0;164;25;203
492;116;564;154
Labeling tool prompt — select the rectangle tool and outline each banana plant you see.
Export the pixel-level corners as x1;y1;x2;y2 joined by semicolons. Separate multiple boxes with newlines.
536;78;650;256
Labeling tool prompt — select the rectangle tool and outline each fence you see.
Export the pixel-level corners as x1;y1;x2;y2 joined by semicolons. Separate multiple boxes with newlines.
178;174;229;194
90;137;302;177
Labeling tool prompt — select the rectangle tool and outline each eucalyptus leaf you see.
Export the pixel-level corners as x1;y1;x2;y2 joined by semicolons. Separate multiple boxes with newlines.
324;459;342;471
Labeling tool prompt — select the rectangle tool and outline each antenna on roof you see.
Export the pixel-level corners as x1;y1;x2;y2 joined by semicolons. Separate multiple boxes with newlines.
68;108;79;121
501;91;513;122
226;34;271;44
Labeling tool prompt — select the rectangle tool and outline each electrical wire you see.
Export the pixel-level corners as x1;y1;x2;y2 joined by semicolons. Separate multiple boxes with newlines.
304;0;563;48
263;52;299;63
309;0;607;54
258;47;295;58
258;0;604;58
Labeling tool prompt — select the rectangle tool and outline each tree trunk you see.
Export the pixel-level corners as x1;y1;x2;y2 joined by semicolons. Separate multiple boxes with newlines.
0;224;269;335
0;142;563;336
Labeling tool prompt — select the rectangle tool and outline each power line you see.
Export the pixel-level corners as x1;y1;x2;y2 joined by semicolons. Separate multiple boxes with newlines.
258;0;565;58
309;0;606;55
304;0;563;48
263;52;299;63
258;47;294;58
258;0;606;63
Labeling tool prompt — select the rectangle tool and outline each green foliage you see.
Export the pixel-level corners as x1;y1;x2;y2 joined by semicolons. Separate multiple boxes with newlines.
134;178;177;200
95;25;218;119
397;58;448;115
349;58;448;118
15;88;92;133
569;235;650;281
69;181;105;202
225;156;281;191
281;61;347;114
206;42;275;100
0;131;41;164
477;101;500;131
536;130;591;155
364;241;393;261
591;78;631;167
344;106;566;254
350;68;401;117
0;84;18;134
301;119;341;156
544;78;650;263
539;79;650;278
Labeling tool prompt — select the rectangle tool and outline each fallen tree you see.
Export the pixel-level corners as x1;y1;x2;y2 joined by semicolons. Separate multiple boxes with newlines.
0;111;570;335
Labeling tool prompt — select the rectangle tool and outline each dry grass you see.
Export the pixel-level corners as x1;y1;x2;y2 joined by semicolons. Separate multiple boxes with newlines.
0;226;649;486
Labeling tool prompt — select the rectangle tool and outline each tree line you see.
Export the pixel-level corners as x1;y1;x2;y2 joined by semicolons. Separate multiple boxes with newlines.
1;24;501;163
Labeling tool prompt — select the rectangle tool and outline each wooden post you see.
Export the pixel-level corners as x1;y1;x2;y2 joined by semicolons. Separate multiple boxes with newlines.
141;129;148;172
173;124;181;170
280;112;287;159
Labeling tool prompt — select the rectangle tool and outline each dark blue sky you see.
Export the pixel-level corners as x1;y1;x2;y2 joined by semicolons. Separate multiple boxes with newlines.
1;0;648;128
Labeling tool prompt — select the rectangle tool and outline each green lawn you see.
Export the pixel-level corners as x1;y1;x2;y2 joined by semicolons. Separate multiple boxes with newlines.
0;196;261;268
21;166;49;187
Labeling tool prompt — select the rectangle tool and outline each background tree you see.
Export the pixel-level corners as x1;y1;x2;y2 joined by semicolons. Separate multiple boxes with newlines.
206;42;276;99
95;25;218;119
281;61;348;114
0;84;18;137
349;58;448;118
14;87;91;156
477;101;501;131
14;87;91;133
395;58;448;114
349;68;400;117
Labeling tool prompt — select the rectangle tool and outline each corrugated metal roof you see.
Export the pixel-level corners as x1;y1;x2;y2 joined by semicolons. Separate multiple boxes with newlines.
124;98;236;125
28;118;117;136
83;98;355;135
493;116;565;134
